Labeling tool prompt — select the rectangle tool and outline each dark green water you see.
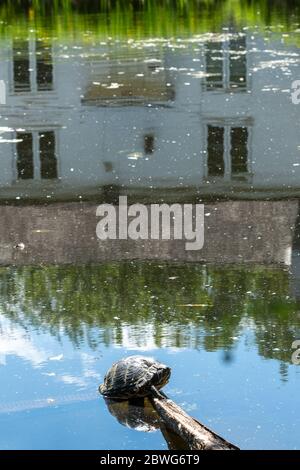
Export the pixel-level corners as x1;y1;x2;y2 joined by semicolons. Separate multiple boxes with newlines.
0;1;300;450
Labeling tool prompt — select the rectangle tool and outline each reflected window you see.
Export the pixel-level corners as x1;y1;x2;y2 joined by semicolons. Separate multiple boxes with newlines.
205;42;223;91
12;39;53;93
36;41;53;91
204;36;247;92
16;131;57;180
16;132;34;179
207;126;224;176
39;132;57;179
206;123;250;180
231;127;248;175
13;41;31;93
229;36;247;90
144;134;155;155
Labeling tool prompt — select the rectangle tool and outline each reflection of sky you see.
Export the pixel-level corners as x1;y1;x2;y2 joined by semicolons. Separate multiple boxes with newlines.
0;315;101;404
0;313;300;449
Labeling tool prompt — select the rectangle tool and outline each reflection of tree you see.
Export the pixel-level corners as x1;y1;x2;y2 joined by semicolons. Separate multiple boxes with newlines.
0;1;299;41
0;262;299;373
248;295;300;367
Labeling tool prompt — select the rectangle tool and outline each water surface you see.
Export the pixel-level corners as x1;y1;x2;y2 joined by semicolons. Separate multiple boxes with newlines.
0;0;300;450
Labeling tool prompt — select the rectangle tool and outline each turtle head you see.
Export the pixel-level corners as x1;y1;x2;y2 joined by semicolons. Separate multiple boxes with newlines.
152;364;171;391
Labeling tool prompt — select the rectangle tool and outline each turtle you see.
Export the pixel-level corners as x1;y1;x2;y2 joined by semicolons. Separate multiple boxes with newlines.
99;355;171;400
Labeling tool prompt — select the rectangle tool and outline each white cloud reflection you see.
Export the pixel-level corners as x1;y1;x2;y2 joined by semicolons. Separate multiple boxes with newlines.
0;316;101;399
0;317;48;366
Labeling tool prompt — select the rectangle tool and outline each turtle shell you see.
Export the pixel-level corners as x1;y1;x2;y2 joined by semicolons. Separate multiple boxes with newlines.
99;356;171;399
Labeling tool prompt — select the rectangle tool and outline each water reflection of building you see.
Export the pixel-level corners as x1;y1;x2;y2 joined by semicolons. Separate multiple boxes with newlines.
0;33;299;200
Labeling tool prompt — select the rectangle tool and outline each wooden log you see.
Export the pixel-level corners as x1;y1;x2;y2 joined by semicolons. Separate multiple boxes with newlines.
159;422;192;450
149;387;239;450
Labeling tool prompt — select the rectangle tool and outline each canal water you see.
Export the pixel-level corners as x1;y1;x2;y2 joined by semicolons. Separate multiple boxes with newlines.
0;1;300;449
